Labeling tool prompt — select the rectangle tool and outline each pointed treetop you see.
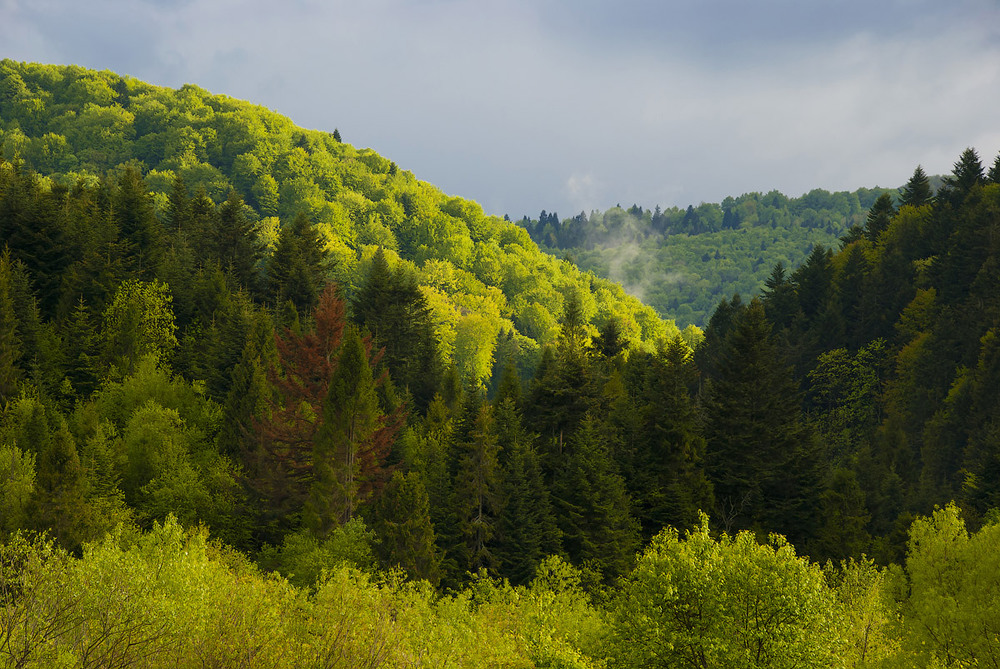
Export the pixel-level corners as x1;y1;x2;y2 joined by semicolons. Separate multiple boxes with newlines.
900;165;933;208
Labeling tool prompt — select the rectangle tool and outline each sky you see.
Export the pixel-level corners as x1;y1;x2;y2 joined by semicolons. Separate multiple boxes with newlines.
3;0;1000;219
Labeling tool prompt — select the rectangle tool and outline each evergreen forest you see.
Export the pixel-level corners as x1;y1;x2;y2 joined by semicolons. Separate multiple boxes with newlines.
3;60;1000;667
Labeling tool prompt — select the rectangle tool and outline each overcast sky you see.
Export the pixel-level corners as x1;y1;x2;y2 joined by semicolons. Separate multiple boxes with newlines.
4;0;1000;219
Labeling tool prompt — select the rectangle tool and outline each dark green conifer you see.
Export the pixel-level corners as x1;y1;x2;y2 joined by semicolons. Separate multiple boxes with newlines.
900;165;933;207
864;193;895;243
369;471;442;585
552;413;639;581
701;298;823;546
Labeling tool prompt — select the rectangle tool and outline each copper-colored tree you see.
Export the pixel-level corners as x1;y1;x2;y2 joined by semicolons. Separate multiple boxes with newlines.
250;284;403;539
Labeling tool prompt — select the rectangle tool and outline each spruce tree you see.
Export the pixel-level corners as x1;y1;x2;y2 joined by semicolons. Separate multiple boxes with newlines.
451;400;501;575
267;212;326;315
701;298;823;546
369;471;441;585
939;147;985;208
552;413;639;581
493;396;560;584
900;165;933;207
864;193;896;243
214;189;263;295
306;323;390;536
350;248;442;412
0;248;22;403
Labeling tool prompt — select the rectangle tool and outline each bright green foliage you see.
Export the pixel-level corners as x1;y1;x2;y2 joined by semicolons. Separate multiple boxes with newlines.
609;515;842;668
0;61;673;382
827;557;903;667
522;188;895;328
100;279;178;379
258;518;376;588
0;442;34;536
902;504;1000;666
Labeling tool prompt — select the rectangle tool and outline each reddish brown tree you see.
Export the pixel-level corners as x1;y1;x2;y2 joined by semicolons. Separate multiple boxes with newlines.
248;284;403;540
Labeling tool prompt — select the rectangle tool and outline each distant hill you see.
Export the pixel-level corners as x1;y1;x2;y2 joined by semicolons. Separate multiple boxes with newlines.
516;184;936;327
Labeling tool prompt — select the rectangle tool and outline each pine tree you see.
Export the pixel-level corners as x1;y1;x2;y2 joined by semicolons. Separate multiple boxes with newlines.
701;298;823;546
306;323;392;536
552;413;639;581
900;165;933;207
864;193;896;243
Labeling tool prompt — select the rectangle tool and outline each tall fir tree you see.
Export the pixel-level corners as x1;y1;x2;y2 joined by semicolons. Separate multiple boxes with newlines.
701;298;824;546
306;323;393;536
900;165;933;208
552;413;639;581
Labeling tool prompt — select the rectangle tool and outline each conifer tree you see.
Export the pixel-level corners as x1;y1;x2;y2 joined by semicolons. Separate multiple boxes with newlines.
939;147;985;208
864;193;896;243
114;164;164;278
553;413;639;581
493;397;561;584
760;262;798;330
628;337;713;538
350;247;442;412
369;471;441;585
451;398;501;575
0;248;22;403
306;323;390;536
701;298;823;546
214;189;263;295
267;211;327;316
900;165;933;207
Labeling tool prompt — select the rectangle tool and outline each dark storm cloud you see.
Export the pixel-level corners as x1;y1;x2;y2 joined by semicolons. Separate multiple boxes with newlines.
3;0;1000;218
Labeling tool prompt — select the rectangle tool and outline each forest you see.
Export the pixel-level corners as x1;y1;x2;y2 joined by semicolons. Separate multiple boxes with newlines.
3;60;1000;667
517;183;926;328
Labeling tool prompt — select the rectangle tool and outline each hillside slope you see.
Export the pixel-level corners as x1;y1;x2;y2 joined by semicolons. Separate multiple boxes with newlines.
0;60;682;383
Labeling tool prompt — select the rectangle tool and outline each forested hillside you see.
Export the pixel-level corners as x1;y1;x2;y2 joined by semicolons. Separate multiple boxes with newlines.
518;184;925;327
0;59;683;390
4;59;1000;668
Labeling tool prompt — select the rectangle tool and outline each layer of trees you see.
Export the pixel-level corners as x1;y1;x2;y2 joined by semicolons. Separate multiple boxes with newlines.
5;59;1000;667
519;185;922;328
0;59;679;390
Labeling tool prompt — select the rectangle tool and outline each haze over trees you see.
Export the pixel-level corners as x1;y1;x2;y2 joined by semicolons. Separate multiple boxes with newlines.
3;60;1000;667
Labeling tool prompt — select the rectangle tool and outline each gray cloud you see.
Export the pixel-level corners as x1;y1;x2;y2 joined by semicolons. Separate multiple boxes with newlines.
4;0;1000;219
